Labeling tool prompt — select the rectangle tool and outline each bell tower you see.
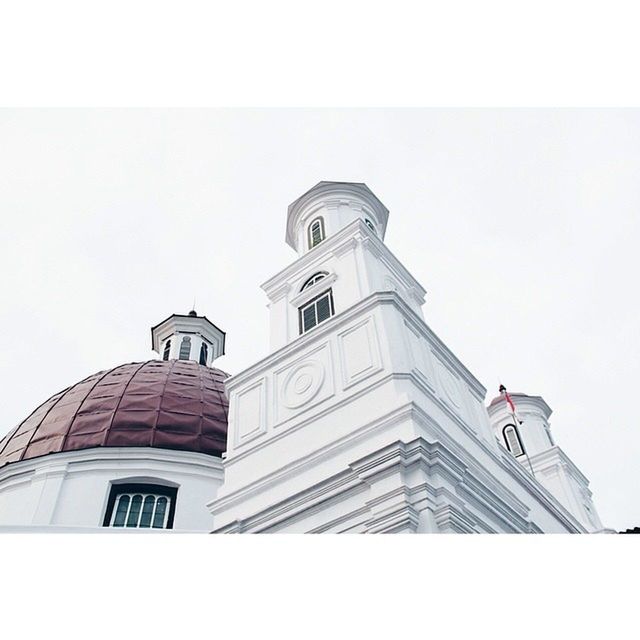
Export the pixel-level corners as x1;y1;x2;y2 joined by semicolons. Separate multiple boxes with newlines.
265;181;425;351
209;181;601;534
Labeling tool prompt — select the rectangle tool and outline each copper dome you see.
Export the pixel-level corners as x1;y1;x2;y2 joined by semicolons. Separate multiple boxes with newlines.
0;360;229;469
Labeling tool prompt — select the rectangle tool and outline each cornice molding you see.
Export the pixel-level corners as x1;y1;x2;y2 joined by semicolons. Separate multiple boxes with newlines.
211;436;567;534
263;219;364;296
0;446;224;486
264;218;426;302
225;289;485;399
529;446;590;487
487;394;552;419
289;272;338;308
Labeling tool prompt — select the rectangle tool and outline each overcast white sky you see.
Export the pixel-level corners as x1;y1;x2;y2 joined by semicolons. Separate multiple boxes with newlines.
1;109;638;531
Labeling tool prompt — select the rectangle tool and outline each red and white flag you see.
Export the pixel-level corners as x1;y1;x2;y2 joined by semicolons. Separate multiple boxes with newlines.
499;385;522;423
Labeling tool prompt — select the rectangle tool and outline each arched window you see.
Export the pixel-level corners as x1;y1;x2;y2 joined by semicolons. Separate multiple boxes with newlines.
179;336;191;360
103;483;178;530
199;342;209;366
503;424;525;457
162;339;171;361
301;272;328;291
364;218;376;234
308;217;326;249
299;289;335;334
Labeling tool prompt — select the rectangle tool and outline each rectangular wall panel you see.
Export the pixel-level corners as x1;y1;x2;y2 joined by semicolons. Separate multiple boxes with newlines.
235;379;267;447
338;317;382;389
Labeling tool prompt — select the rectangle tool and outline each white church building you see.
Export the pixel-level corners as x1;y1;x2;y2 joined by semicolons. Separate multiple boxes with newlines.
0;181;606;533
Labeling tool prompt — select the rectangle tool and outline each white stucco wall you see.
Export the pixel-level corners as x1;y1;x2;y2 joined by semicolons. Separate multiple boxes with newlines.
210;288;590;533
210;201;604;533
0;447;223;532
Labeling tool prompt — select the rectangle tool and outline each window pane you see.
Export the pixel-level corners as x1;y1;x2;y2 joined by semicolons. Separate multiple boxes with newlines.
162;340;171;361
126;494;143;527
316;294;332;323
179;337;191;360
505;427;523;456
302;305;316;332
113;495;130;527
505;428;515;450
139;495;156;528
302;273;326;290
199;343;208;366
309;218;324;248
153;497;168;529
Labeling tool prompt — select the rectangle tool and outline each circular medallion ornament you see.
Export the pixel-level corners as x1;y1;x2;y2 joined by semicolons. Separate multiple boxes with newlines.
282;361;325;409
294;373;313;394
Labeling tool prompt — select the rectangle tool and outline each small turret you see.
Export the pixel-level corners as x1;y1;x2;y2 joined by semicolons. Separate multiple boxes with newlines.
151;311;226;366
286;181;389;255
488;389;554;458
487;387;604;532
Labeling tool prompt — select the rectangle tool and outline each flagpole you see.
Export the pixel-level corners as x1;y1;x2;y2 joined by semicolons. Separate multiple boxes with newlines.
500;385;536;477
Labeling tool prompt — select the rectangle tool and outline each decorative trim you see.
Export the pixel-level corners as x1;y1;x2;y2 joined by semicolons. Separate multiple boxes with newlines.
528;446;591;487
0;446;223;484
233;377;268;448
211;437;562;534
337;316;383;390
331;236;359;258
290;272;338;308
432;504;477;534
226;290;484;400
268;282;292;303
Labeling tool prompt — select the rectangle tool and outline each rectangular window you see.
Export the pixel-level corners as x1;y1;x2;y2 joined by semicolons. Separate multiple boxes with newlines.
102;483;178;530
299;290;335;335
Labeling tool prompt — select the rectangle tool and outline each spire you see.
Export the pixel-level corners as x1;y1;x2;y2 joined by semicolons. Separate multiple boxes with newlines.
151;311;226;366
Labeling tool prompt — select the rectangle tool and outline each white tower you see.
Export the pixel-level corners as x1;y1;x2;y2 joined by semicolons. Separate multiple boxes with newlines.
487;389;604;532
266;181;425;351
209;181;599;533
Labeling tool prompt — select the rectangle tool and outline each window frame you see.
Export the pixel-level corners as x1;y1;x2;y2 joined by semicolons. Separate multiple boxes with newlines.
503;424;525;457
179;336;192;360
199;342;209;365
298;289;335;335
307;217;326;249
364;218;377;234
301;271;328;291
102;482;178;530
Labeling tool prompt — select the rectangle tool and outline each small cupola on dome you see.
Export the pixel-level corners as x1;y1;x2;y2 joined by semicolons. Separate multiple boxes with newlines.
286;181;389;255
151;311;226;367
